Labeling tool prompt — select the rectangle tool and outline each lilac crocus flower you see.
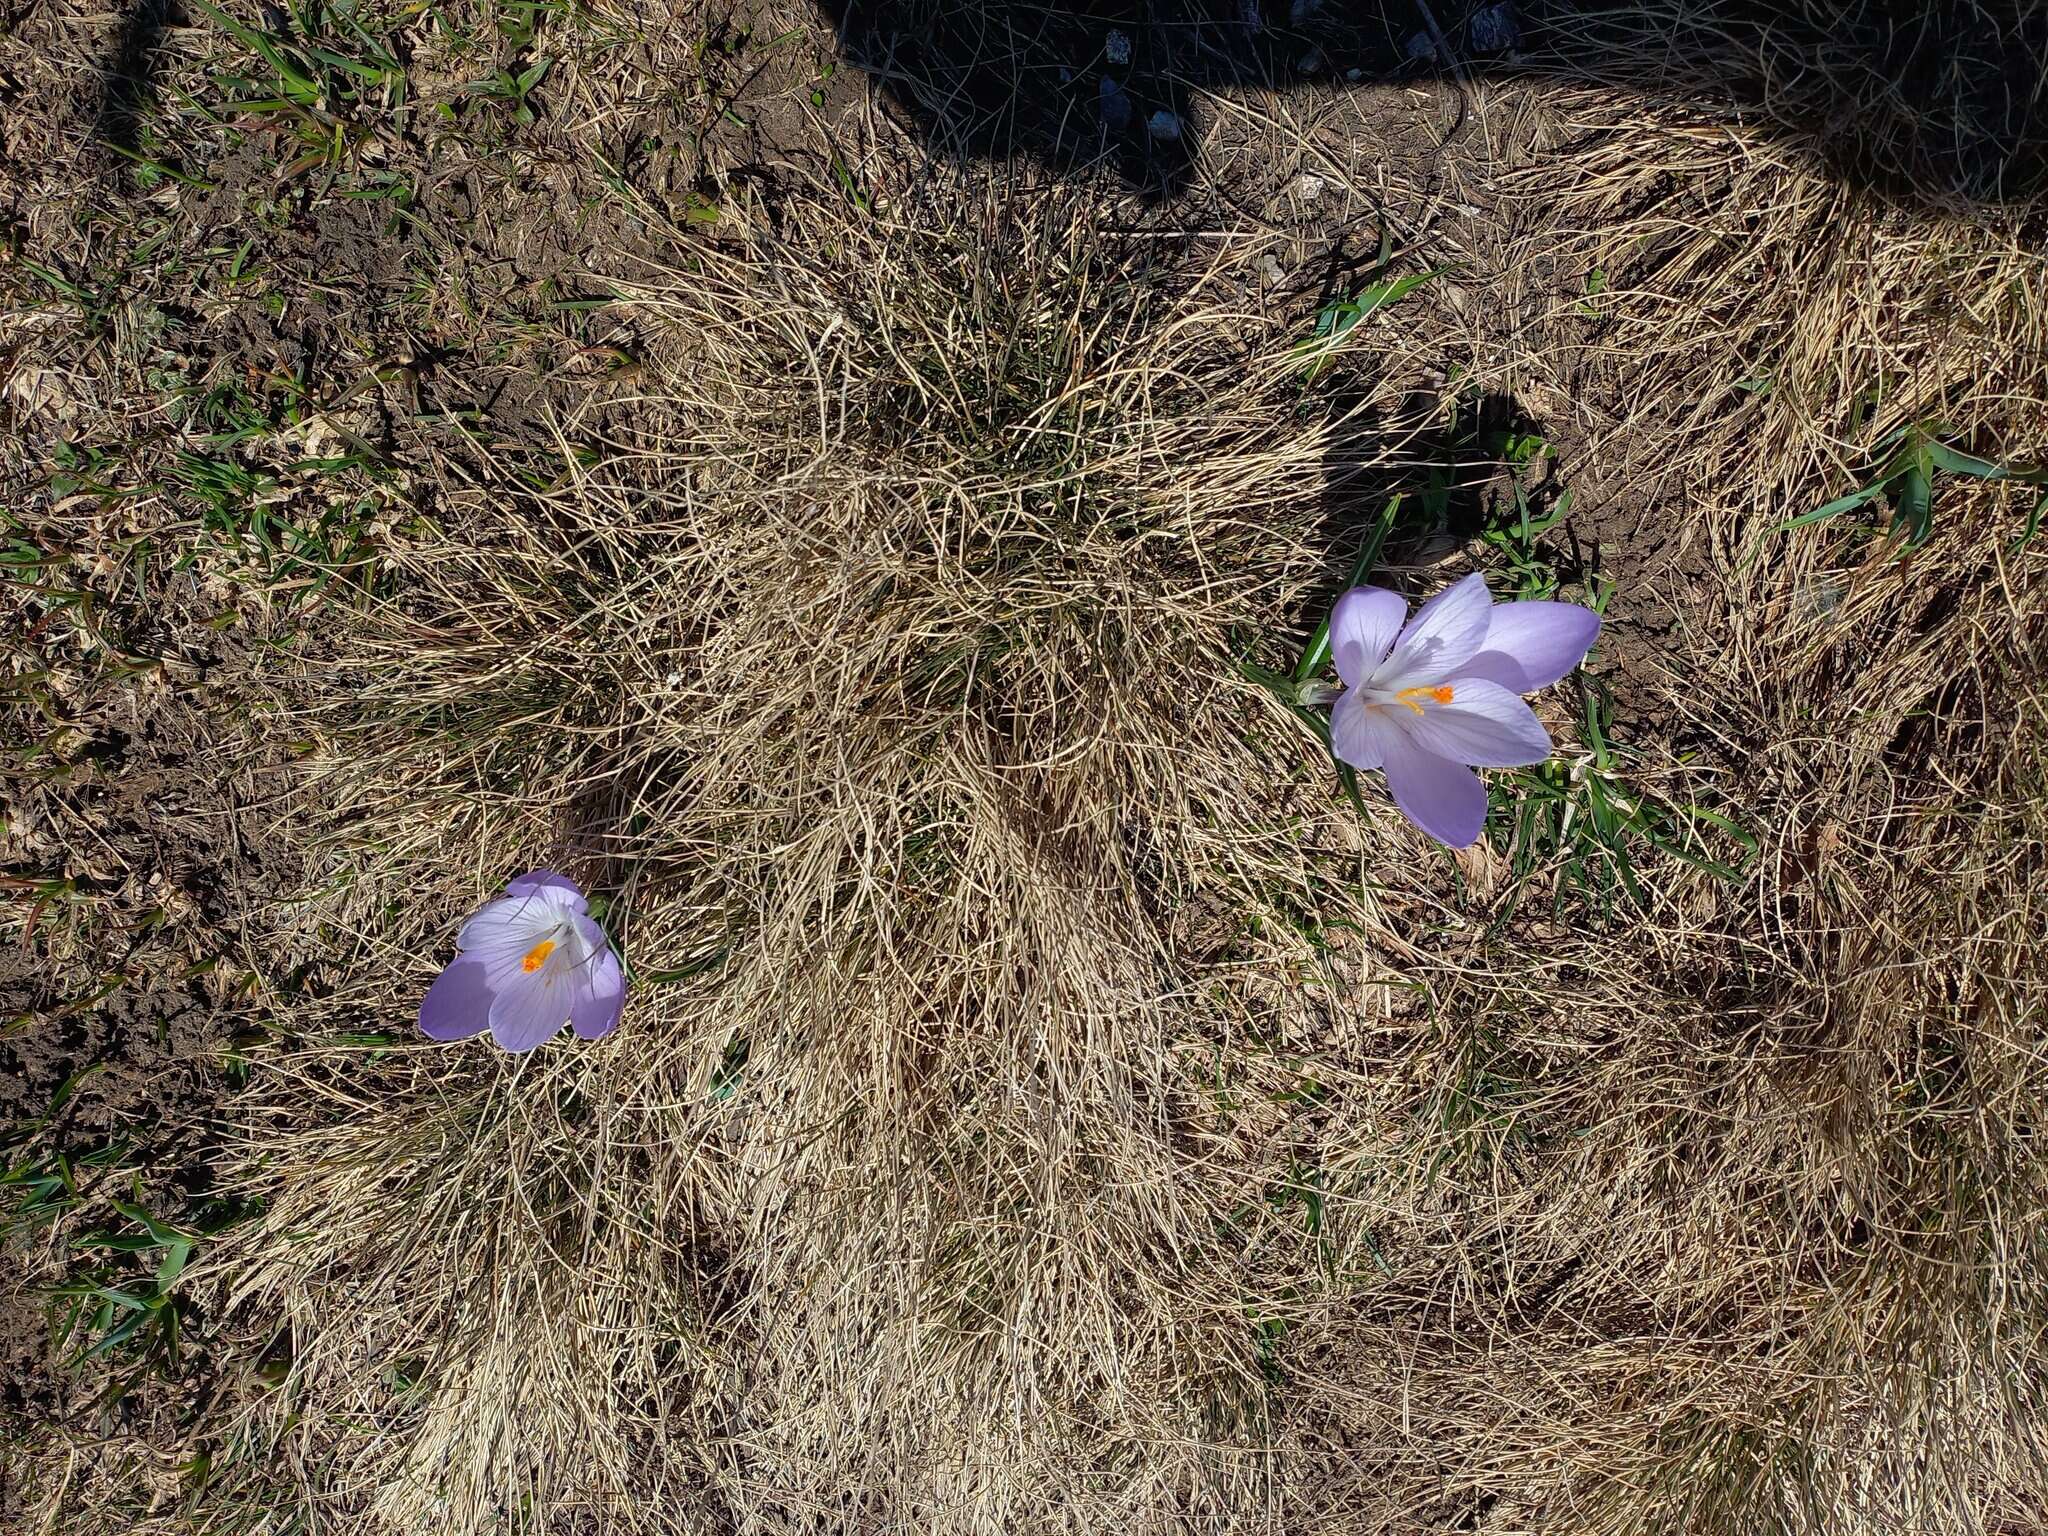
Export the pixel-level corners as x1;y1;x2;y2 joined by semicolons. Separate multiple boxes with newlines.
1327;572;1599;848
418;870;625;1052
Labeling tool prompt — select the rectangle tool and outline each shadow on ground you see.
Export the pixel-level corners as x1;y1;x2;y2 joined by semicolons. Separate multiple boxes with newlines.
814;0;2048;211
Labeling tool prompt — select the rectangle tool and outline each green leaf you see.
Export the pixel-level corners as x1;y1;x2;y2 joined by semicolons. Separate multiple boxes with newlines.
1297;270;1446;378
2017;490;2048;553
1922;441;2014;480
1348;268;1444;322
1335;763;1370;820
1892;456;1934;546
1778;478;1892;534
157;1239;194;1287
709;1033;750;1101
114;1199;191;1248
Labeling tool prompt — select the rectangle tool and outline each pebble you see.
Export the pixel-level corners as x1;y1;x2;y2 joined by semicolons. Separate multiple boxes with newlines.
1105;29;1130;66
1147;109;1183;142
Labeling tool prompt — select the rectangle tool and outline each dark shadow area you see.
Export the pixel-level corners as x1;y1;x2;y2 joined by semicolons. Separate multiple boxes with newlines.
818;0;2048;212
1306;386;1593;607
93;0;183;157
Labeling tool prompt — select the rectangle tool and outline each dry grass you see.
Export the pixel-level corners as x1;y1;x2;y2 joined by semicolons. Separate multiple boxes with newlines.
5;2;2048;1533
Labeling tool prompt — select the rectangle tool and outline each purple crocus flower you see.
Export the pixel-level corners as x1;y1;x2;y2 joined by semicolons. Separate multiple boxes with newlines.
418;870;625;1052
1326;572;1600;848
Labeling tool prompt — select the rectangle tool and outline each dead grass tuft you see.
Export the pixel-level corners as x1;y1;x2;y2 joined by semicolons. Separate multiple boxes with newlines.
171;174;1445;1531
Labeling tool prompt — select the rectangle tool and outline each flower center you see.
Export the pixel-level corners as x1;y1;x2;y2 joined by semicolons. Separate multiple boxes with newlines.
521;938;557;973
1392;684;1456;715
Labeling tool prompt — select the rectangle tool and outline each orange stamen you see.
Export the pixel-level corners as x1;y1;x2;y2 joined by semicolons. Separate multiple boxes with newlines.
521;939;557;973
1393;684;1455;715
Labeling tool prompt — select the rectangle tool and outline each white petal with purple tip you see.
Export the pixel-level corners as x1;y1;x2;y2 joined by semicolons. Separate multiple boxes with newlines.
458;891;565;966
570;948;626;1040
1329;689;1387;769
506;869;589;908
490;964;582;1053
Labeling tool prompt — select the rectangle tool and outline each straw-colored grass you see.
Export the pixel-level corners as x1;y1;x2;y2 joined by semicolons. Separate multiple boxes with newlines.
5;2;2046;1533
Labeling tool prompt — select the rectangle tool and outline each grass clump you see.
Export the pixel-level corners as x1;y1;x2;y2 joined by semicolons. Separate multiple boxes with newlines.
168;174;1431;1531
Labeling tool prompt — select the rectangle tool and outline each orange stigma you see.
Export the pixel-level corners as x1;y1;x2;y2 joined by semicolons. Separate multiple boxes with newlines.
1393;684;1456;714
521;938;557;973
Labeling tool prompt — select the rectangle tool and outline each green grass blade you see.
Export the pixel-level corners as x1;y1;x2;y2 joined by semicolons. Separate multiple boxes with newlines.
1778;479;1890;534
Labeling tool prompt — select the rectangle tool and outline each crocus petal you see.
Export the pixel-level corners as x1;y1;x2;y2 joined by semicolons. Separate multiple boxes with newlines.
1330;688;1388;770
1462;602;1601;694
1328;586;1409;689
1399;679;1554;768
1380;732;1489;848
1374;572;1493;689
489;965;579;1053
506;869;587;909
458;892;563;966
419;958;495;1041
569;948;625;1040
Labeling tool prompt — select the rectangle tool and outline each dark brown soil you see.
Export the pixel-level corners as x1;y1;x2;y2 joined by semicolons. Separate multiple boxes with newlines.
0;639;302;1418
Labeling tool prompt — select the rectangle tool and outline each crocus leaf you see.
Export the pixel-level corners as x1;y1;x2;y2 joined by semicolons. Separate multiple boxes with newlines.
1778;478;1891;535
114;1200;192;1249
1296;270;1446;378
1892;456;1934;546
1347;268;1445;322
1335;763;1370;820
1922;441;2013;480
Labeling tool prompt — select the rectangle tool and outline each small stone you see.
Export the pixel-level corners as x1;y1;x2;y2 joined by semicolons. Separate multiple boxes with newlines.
1468;0;1519;52
1296;172;1326;201
1344;66;1362;80
1147;109;1183;142
1104;29;1131;66
1405;30;1437;62
1289;0;1321;22
1296;45;1324;74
